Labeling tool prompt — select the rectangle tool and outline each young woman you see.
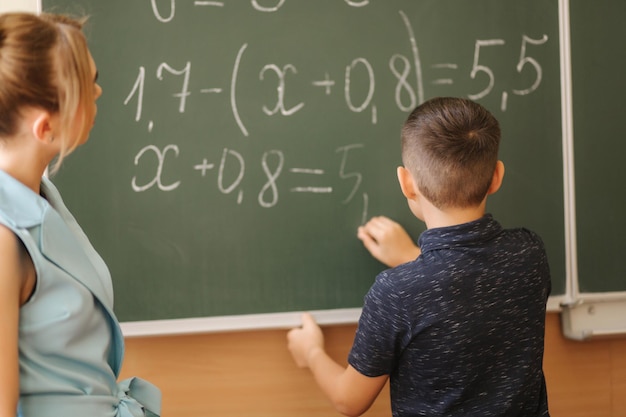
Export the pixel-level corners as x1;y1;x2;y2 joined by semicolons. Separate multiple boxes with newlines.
0;12;160;417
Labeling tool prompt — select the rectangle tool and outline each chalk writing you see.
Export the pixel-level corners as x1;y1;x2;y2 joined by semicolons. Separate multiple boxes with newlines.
132;143;367;220
123;16;548;135
131;145;181;192
119;3;550;226
260;64;305;116
150;0;371;21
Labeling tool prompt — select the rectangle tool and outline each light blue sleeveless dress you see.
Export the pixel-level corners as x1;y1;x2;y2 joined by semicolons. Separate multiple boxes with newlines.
0;170;161;417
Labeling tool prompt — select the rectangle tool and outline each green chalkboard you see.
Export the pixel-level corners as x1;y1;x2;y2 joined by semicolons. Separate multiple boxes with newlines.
43;0;565;322
571;1;626;294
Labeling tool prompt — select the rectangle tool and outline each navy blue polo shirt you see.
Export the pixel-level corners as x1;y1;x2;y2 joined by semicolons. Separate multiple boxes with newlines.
349;214;551;417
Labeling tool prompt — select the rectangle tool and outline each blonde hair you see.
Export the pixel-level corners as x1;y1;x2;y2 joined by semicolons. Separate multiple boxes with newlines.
0;12;94;172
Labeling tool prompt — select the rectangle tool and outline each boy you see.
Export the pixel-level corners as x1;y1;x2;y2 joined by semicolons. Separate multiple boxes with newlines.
287;97;551;417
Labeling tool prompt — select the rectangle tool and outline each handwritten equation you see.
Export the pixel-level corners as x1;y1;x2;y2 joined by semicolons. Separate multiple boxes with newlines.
117;2;555;221
125;9;549;134
151;0;381;22
131;143;368;218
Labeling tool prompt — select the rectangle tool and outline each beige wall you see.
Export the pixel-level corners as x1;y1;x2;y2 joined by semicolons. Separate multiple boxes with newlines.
0;0;38;13
120;313;626;417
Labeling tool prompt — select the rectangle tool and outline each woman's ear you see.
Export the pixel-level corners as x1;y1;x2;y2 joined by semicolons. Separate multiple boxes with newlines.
397;166;418;200
486;160;505;195
31;111;55;144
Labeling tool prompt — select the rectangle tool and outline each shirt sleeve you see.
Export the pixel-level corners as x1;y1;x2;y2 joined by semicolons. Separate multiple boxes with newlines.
348;271;409;377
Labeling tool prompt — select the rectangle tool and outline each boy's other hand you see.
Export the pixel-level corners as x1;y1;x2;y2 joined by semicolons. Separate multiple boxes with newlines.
287;313;324;368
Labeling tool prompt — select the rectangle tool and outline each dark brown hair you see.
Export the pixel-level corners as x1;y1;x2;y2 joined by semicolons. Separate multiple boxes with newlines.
401;97;501;209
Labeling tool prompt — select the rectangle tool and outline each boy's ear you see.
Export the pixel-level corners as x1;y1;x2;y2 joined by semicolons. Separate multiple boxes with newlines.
397;166;418;199
486;160;505;195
